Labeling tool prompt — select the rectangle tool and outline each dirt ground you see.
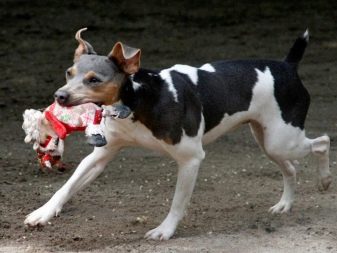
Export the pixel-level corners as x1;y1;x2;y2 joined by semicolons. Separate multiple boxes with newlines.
1;1;337;252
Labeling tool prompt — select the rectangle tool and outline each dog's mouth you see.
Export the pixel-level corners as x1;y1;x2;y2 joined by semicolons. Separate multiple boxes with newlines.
62;97;105;108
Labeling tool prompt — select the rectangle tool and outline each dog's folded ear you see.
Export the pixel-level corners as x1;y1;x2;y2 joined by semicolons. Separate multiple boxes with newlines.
74;28;97;62
108;42;141;75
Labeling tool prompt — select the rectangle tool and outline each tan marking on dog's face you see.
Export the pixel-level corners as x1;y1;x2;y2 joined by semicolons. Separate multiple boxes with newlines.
87;81;121;105
84;70;97;80
65;67;77;80
62;78;123;106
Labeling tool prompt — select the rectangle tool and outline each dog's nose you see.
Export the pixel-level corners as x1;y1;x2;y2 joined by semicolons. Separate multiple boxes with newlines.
54;90;69;105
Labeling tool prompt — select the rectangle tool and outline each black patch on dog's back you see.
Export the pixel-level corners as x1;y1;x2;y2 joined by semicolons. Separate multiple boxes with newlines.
197;61;257;132
198;60;310;131
170;71;202;137
266;62;310;129
120;60;310;144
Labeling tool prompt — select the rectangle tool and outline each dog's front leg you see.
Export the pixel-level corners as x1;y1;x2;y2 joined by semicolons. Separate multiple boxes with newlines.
145;156;203;240
24;146;119;226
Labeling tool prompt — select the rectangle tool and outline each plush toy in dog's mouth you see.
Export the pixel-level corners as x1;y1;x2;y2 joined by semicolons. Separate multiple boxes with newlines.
22;102;132;172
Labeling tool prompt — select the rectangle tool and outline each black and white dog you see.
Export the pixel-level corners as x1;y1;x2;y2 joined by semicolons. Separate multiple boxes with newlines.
25;28;331;240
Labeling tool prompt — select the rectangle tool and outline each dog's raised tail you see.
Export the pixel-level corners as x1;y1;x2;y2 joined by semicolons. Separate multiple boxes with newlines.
285;29;309;65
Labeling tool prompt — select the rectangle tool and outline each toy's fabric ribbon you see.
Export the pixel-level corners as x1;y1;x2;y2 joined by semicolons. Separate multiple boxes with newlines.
44;102;102;139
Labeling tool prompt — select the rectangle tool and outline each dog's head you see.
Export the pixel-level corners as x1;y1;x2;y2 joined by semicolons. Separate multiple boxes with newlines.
54;28;141;106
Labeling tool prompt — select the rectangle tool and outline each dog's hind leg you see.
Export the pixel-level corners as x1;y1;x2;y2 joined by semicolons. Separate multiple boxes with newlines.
250;121;296;213
269;160;296;213
311;135;331;190
268;136;331;212
251;120;331;213
24;145;120;226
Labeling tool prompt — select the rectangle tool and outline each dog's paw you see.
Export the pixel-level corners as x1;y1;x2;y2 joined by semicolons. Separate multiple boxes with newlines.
269;200;293;214
144;224;175;241
319;174;332;191
24;204;61;226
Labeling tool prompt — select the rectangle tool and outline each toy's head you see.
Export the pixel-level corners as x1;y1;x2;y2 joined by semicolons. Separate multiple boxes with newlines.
22;109;55;146
22;109;65;171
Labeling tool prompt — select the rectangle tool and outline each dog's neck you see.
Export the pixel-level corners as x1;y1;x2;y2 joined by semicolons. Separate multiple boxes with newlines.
119;68;163;125
119;68;161;111
118;68;195;145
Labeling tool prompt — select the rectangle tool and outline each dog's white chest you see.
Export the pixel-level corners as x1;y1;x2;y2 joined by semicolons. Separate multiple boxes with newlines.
103;117;167;152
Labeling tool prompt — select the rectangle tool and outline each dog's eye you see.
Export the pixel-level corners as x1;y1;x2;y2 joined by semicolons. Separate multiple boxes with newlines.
88;77;102;83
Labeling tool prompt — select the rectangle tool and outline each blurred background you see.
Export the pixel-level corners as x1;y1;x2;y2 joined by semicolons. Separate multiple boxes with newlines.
1;0;336;115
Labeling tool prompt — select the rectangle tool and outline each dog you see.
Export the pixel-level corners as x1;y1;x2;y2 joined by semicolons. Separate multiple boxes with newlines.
24;28;331;240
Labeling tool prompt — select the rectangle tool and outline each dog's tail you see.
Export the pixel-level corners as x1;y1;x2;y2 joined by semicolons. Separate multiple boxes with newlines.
284;29;309;65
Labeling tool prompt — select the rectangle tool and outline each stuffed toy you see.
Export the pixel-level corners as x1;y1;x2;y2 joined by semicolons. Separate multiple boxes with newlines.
22;102;131;172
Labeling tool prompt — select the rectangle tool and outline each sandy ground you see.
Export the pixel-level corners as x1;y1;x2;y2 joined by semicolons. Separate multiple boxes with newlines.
1;1;337;252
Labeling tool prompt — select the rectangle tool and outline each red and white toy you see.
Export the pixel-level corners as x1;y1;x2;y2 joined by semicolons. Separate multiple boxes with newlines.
22;102;105;171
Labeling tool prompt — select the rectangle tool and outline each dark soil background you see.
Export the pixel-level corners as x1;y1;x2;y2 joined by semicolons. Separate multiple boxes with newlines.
1;0;337;252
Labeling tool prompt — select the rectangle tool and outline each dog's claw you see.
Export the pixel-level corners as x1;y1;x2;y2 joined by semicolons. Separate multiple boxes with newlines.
319;175;332;191
269;201;293;214
144;225;175;240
